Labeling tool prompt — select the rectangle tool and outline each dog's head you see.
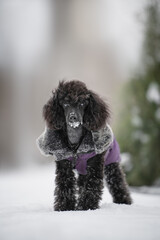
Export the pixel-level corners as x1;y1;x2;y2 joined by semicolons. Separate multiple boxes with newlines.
43;80;110;131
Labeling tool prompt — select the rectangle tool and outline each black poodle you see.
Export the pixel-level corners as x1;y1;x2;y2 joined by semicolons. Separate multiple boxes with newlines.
37;80;132;211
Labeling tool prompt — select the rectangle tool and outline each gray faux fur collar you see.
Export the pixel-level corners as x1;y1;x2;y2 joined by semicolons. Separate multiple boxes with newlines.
36;124;113;161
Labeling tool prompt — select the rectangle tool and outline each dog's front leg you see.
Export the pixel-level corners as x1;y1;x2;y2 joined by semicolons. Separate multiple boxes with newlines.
77;154;104;210
54;160;76;211
104;162;132;204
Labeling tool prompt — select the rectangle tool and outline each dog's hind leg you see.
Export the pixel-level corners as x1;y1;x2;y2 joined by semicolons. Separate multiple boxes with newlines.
104;162;132;204
54;160;76;211
77;154;104;210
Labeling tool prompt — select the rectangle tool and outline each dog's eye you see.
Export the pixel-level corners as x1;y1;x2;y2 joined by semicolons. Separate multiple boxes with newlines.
63;103;70;108
79;102;84;107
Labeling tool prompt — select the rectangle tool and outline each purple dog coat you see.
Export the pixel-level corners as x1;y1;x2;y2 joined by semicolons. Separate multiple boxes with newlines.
68;138;120;175
37;124;121;175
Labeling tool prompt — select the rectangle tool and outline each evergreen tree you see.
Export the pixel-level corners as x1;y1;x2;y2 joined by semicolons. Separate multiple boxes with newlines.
117;0;160;186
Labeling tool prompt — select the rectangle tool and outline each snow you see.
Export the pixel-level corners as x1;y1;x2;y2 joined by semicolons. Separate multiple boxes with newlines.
0;164;160;240
121;153;132;172
131;115;142;127
131;106;143;127
68;121;81;128
146;82;160;104
132;130;150;144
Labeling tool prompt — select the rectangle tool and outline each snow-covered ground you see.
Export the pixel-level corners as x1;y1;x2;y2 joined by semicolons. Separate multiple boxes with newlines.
0;164;160;240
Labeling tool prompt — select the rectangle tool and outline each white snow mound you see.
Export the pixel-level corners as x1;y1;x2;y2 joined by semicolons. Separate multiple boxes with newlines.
0;164;160;240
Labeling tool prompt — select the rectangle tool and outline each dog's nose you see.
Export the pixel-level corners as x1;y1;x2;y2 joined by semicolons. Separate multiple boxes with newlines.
69;113;78;122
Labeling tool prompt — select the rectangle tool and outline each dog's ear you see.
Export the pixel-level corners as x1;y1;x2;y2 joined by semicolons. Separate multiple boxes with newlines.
84;91;110;131
43;90;65;130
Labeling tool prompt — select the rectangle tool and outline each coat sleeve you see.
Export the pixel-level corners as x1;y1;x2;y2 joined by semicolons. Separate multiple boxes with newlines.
36;127;53;157
92;124;114;154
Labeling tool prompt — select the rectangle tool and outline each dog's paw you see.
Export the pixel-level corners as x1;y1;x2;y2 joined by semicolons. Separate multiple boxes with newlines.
54;202;76;211
113;195;132;205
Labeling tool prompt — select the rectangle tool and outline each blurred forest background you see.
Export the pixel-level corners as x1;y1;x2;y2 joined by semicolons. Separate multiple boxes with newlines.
0;0;159;186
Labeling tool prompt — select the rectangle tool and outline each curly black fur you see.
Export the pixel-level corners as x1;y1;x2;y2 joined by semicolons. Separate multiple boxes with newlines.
104;163;132;204
43;80;132;211
54;160;76;211
43;80;110;131
77;153;105;210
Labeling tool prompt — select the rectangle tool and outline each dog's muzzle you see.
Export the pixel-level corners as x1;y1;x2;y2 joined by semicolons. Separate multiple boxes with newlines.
68;112;83;128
